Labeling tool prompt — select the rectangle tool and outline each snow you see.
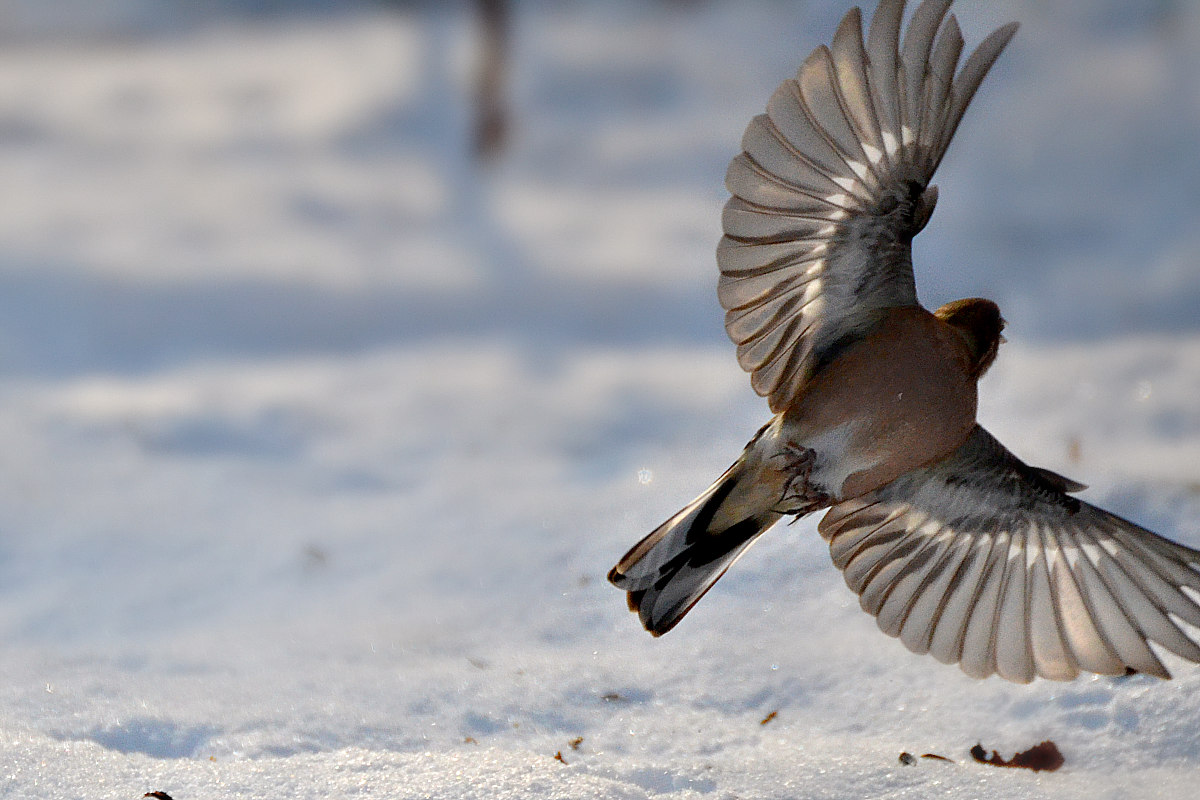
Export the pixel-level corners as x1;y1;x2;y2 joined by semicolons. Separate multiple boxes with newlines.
0;1;1198;797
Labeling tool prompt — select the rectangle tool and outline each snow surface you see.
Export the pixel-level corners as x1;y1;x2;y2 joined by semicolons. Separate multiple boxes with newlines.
0;1;1198;797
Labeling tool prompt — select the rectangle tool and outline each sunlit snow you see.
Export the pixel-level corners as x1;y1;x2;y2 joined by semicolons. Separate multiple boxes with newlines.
0;1;1198;798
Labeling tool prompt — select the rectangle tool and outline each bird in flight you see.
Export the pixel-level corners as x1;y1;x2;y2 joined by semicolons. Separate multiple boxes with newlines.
608;0;1200;683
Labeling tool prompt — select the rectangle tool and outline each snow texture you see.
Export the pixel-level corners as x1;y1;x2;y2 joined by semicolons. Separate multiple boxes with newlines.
0;1;1198;797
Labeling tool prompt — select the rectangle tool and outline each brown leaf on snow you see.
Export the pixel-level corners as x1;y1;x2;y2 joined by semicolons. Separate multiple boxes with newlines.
759;710;778;725
970;740;1064;772
899;751;953;766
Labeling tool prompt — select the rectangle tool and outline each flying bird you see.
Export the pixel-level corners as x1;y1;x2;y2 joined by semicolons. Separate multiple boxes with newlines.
608;0;1200;683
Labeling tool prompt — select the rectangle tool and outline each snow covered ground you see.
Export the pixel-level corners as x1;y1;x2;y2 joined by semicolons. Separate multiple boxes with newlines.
0;1;1198;797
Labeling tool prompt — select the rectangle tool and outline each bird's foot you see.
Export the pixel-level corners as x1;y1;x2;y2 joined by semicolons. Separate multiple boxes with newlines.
775;442;830;514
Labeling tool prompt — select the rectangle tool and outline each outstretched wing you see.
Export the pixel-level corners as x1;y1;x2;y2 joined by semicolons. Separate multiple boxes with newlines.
819;425;1200;683
719;0;1018;411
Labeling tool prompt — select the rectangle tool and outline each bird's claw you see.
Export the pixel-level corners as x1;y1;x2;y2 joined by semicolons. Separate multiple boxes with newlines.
775;442;829;513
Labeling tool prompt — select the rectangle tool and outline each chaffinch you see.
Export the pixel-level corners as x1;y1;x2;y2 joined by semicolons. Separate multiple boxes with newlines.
609;0;1200;683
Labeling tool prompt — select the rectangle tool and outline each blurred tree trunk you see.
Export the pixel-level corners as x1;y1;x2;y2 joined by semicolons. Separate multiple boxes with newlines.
473;0;509;163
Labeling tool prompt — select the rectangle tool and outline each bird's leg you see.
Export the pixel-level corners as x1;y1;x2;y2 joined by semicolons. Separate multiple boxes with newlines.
774;442;830;514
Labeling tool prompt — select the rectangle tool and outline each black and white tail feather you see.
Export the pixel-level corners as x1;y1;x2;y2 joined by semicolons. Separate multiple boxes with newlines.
607;412;828;635
607;454;784;636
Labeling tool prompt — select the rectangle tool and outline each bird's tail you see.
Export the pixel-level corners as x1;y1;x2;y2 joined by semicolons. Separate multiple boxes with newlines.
608;448;796;635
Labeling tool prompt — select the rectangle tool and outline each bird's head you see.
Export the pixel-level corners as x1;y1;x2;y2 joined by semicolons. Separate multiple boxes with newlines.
934;297;1005;379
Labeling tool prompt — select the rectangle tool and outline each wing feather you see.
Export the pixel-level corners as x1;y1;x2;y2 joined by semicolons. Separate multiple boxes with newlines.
830;8;887;166
1069;524;1169;677
865;0;905;161
922;15;963;160
1048;540;1127;676
875;522;951;637
897;528;973;654
1027;525;1078;681
989;528;1030;682
926;532;996;667
721;201;839;243
858;521;931;618
742;115;857;199
717;262;818;315
719;3;1017;410
797;47;880;189
958;532;1009;679
900;0;952;149
765;83;856;181
937;21;1019;168
819;425;1200;681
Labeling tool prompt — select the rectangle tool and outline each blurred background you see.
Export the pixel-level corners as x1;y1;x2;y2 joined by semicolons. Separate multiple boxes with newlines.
0;0;1196;381
0;0;1198;782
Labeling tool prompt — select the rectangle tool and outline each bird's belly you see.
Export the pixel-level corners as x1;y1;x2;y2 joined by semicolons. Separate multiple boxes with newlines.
801;419;886;500
780;312;978;500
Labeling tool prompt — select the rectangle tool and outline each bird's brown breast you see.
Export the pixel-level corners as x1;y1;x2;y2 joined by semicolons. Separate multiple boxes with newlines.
781;306;978;500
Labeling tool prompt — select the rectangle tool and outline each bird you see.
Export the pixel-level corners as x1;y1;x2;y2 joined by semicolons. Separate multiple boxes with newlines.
607;0;1200;684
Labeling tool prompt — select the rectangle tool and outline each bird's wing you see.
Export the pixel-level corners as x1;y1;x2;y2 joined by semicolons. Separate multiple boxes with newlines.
719;0;1017;411
818;425;1200;683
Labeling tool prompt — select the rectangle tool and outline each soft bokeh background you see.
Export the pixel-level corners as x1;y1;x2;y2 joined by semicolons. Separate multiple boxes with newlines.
0;1;1198;797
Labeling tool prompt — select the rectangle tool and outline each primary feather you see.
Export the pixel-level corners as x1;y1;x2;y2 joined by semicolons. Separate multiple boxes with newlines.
819;426;1200;682
718;0;1018;412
